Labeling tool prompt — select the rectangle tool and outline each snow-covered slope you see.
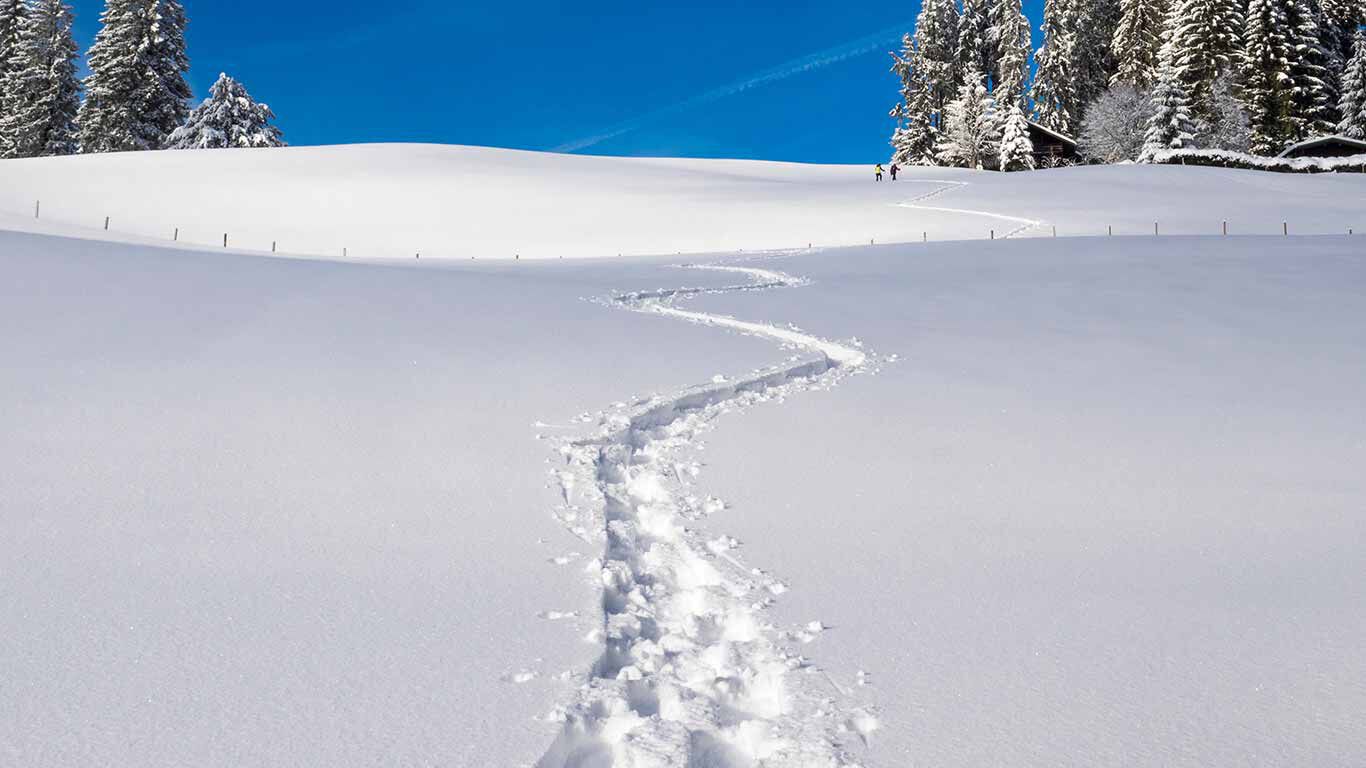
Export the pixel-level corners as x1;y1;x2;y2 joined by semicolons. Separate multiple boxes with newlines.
2;146;1365;766
1;144;1363;260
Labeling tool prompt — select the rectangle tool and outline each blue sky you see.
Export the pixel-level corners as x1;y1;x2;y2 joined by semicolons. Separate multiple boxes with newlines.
70;0;1047;163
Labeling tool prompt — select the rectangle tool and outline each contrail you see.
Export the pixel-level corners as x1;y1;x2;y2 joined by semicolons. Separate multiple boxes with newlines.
553;22;914;153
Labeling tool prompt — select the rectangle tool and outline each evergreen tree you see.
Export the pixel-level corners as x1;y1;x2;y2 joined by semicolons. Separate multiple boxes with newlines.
78;0;191;153
1032;0;1077;133
1283;0;1338;139
937;70;1002;167
1072;0;1123;114
998;101;1037;169
1339;28;1366;138
1110;0;1168;87
0;0;80;158
916;0;960;118
890;34;938;164
166;73;285;149
993;0;1033;105
1140;41;1198;159
1242;0;1296;153
1166;0;1245;110
957;0;996;87
0;0;28;113
1319;0;1363;87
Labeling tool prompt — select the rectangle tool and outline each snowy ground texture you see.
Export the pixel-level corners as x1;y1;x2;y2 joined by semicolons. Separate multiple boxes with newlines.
2;146;1365;767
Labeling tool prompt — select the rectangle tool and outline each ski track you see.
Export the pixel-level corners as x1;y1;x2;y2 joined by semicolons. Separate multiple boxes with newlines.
532;180;1026;766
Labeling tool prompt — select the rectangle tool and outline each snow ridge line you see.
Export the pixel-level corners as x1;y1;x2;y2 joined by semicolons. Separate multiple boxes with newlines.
895;179;1044;239
537;265;876;767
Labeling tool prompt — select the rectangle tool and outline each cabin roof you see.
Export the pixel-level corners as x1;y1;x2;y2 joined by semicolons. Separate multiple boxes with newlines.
1026;120;1077;147
1276;135;1366;158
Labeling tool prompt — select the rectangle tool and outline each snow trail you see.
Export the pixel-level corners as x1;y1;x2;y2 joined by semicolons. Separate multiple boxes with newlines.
533;185;1043;766
894;179;1044;239
537;263;876;767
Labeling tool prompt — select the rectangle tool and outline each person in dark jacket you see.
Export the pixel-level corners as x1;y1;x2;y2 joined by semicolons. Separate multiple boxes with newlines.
890;162;900;180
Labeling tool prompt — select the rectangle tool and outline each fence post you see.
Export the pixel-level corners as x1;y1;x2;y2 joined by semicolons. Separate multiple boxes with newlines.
34;200;39;219
272;241;277;253
1108;225;1113;236
344;247;348;258
1052;225;1057;237
990;229;995;240
223;233;228;248
1282;222;1288;236
1222;221;1227;236
922;231;927;243
174;227;178;241
1154;222;1159;236
104;216;109;230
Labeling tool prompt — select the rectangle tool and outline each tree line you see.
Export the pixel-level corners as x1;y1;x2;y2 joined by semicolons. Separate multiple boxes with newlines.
0;0;284;160
890;0;1366;168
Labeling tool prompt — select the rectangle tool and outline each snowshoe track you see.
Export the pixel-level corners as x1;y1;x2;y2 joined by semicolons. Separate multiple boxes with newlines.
537;262;876;768
895;179;1044;239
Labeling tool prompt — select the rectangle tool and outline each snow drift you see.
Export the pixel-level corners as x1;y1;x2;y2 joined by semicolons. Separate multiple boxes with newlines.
1;143;1364;260
3;144;1366;766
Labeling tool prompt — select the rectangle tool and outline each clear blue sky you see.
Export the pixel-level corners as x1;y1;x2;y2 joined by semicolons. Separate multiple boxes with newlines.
69;0;1047;163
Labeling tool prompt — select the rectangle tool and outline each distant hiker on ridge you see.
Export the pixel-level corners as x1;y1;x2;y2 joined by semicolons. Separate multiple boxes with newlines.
875;164;884;181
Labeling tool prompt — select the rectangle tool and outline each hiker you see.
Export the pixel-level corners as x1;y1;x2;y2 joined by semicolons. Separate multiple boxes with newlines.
890;162;900;181
875;164;884;181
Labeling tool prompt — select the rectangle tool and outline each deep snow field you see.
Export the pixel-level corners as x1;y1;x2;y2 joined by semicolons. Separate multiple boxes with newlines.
2;146;1365;767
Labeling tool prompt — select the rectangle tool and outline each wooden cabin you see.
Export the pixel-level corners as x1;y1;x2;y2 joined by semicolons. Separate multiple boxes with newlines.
1277;135;1366;159
1026;121;1079;165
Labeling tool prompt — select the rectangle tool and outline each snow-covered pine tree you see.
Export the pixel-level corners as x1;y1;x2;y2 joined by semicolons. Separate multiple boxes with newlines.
1110;0;1168;87
0;0;29;113
1071;0;1123;114
890;35;938;164
998;101;1037;170
1339;27;1366;138
166;73;285;149
957;0;996;87
993;0;1033;106
1032;0;1077;133
1242;0;1296;153
1140;40;1198;160
0;0;80;158
915;0;960;119
1319;0;1364;86
78;0;192;153
1166;0;1244;110
1283;0;1338;140
937;70;1002;168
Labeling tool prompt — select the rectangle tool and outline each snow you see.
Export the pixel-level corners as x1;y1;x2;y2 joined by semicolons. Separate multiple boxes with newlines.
688;236;1366;765
2;144;1366;765
2;145;1365;262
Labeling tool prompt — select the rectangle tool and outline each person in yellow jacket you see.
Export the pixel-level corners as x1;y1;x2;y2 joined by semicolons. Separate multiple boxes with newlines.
875;164;884;181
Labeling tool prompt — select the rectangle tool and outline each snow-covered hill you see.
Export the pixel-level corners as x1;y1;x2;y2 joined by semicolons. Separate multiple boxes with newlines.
2;146;1365;767
1;144;1364;259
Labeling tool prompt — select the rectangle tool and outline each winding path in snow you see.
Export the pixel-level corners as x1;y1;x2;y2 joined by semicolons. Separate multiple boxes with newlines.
538;264;875;767
894;178;1045;239
535;180;1028;766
